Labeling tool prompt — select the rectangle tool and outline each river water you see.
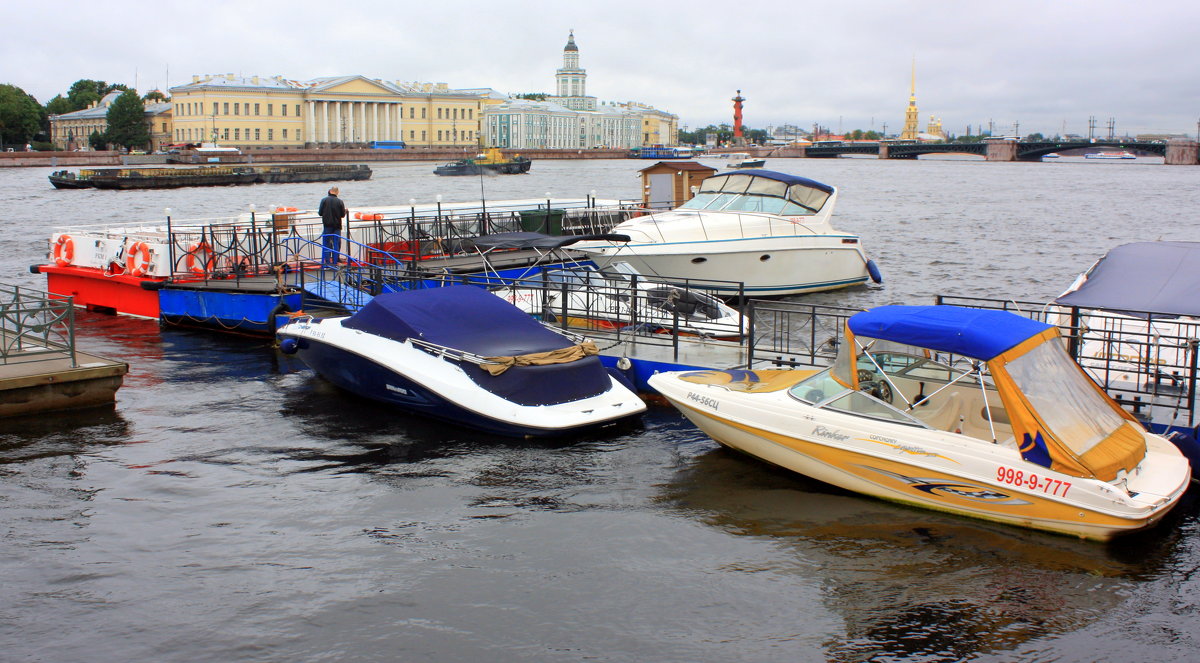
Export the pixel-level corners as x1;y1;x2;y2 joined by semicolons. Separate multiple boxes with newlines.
1;156;1198;662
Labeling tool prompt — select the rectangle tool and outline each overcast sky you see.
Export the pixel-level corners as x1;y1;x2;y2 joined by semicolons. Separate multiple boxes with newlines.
6;0;1198;138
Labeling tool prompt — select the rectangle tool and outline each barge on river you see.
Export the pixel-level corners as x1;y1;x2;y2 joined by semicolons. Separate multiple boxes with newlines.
434;148;531;176
48;164;372;190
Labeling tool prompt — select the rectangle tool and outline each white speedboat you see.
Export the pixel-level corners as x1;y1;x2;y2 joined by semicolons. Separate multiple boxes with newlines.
494;261;748;341
650;305;1191;540
572;170;882;297
277;285;646;437
726;153;766;168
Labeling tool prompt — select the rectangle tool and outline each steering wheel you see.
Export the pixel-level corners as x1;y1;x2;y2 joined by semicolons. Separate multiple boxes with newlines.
856;368;893;403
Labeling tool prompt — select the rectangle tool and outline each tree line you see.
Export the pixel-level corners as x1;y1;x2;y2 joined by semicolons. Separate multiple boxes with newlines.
0;79;161;150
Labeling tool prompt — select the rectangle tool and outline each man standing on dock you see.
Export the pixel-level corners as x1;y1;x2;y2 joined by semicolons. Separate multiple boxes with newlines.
318;187;348;266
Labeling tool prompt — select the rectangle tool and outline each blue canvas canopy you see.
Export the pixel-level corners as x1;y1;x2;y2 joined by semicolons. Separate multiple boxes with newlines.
1054;241;1200;319
343;285;611;405
714;169;835;194
344;284;573;356
848;305;1053;361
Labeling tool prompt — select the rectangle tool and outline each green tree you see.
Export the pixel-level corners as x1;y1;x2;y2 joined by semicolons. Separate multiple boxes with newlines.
105;90;149;150
0;83;42;145
45;94;73;116
66;79;128;111
143;90;168;103
88;129;106;151
514;92;549;101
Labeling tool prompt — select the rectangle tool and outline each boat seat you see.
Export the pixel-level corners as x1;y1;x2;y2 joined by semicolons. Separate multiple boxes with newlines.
908;392;967;432
678;369;819;393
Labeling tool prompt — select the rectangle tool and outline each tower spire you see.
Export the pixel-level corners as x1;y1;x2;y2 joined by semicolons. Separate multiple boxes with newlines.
901;56;920;140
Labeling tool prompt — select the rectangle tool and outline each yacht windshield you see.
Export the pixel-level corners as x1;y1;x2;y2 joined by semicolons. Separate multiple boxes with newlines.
679;173;830;216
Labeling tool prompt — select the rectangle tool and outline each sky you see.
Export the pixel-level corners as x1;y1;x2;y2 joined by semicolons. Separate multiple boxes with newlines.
5;0;1198;138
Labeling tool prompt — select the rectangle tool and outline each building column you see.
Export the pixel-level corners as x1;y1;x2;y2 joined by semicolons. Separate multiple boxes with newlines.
371;103;379;142
334;102;342;143
306;101;314;145
321;101;329;143
347;101;356;144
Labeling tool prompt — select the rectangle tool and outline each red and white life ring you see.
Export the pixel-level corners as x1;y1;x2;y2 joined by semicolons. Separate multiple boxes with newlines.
185;241;214;275
52;235;74;267
125;241;152;276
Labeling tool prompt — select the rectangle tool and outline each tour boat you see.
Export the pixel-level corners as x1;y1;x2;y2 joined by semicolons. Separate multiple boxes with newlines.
277;285;646;437
1085;151;1136;160
649;305;1191;540
571;169;881;297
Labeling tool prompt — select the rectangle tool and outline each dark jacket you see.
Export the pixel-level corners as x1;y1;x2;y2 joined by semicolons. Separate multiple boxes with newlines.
318;194;347;230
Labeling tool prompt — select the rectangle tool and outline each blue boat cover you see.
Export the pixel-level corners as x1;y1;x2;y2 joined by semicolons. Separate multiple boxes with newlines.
342;285;613;405
344;284;572;356
716;169;835;194
848;305;1053;361
1054;241;1200;319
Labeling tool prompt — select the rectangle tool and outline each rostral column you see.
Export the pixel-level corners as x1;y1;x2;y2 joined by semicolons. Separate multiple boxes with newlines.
732;90;746;145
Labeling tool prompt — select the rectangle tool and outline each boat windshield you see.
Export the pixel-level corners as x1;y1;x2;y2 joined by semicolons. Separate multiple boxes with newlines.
788;368;924;425
1004;337;1129;456
679;173;831;216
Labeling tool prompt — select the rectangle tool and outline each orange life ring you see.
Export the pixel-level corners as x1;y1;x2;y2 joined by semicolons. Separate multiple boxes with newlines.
125;241;152;276
186;241;213;275
52;235;74;267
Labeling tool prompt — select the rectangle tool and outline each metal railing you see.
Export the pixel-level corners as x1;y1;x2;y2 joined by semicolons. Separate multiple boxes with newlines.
0;283;76;367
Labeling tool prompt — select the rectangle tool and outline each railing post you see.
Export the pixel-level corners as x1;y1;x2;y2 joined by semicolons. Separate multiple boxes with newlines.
1188;339;1199;428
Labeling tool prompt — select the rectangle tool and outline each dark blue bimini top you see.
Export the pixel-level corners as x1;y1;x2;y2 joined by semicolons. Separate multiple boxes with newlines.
344;285;573;356
848;305;1053;361
1054;241;1200;319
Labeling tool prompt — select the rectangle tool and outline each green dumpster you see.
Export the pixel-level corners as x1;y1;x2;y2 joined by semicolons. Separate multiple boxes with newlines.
519;209;566;235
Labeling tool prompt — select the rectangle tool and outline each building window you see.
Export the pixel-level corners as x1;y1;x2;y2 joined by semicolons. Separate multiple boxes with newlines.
282;105;287;117
254;104;260;116
437;130;442;141
223;102;229;115
295;104;300;116
223;128;229;140
255;128;260;140
235;128;240;140
409;107;414;119
421;130;426;141
282;128;288;139
234;103;239;116
421;108;426;119
244;103;250;115
437;108;442;119
268;129;273;141
409;130;414;139
267;104;273;116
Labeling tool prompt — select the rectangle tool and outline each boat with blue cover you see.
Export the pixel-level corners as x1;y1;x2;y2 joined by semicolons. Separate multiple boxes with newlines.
650;305;1191;539
276;285;646;437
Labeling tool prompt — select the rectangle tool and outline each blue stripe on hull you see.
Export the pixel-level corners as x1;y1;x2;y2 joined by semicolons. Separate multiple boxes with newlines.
291;338;625;438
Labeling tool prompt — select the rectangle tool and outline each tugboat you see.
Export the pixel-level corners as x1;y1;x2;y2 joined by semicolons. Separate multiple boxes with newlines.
434;148;531;176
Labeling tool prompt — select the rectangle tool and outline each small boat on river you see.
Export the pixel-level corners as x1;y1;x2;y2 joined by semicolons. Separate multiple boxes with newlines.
48;164;372;189
434;148;531;176
277;285;646;437
726;153;766;169
650;305;1191;540
1085;151;1136;160
571;169;882;297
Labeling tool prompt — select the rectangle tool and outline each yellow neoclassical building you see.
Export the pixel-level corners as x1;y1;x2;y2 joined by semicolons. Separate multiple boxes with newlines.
169;74;486;148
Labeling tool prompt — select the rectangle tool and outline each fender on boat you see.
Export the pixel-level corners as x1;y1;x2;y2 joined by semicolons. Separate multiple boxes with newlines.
29;264;42;274
866;259;883;284
279;337;299;355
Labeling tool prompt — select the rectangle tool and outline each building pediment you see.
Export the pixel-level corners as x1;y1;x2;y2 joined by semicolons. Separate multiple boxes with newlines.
307;76;403;98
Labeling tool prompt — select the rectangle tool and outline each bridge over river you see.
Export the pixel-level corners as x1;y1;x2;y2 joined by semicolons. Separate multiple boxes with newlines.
774;138;1199;164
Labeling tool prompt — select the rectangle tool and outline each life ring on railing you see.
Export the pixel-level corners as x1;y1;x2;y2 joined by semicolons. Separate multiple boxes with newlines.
52;235;74;266
185;241;214;275
125;241;152;276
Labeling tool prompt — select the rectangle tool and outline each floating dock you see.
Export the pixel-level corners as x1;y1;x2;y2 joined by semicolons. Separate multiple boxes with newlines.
0;285;126;418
